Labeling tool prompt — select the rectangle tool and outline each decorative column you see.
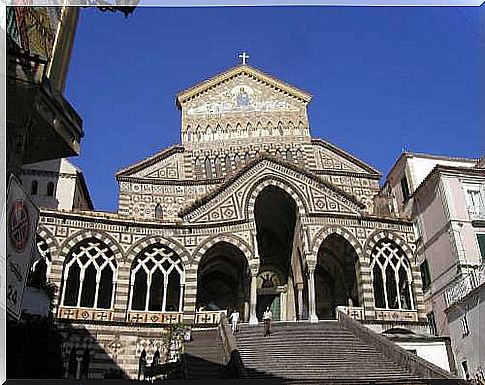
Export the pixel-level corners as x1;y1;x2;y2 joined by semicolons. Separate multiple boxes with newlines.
249;231;260;325
249;272;258;325
307;262;318;323
297;283;304;320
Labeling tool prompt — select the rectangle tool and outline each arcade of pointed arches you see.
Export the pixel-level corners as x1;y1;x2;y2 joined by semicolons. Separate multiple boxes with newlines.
42;192;416;321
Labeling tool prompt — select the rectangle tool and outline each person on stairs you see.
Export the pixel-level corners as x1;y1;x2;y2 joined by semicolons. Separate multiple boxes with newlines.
229;309;240;333
263;306;273;337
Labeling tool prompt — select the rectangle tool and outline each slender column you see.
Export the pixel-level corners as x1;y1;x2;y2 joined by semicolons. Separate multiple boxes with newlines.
297;284;303;320
75;357;82;380
178;284;185;312
249;273;258;325
307;265;318;323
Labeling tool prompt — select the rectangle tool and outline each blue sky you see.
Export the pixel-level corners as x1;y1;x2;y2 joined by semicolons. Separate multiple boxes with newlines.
65;6;480;212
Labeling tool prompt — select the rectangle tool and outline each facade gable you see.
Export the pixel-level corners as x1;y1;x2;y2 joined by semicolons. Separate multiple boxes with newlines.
182;158;364;224
311;139;381;176
177;65;312;148
116;146;185;180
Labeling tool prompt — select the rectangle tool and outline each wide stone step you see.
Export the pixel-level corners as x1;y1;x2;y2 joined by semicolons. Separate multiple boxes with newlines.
234;321;417;380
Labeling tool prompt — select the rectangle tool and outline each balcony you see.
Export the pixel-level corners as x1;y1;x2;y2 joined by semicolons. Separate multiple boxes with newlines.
7;47;84;166
469;205;485;223
445;264;485;307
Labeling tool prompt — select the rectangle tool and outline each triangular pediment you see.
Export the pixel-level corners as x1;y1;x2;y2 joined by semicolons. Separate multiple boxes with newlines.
181;156;365;224
116;145;185;180
176;64;312;107
312;139;381;176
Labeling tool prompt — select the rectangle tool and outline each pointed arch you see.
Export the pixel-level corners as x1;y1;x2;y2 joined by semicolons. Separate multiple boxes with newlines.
224;154;232;175
154;203;163;220
245;175;309;219
204;156;213;179
214;156;222;177
128;243;185;312
60;237;118;309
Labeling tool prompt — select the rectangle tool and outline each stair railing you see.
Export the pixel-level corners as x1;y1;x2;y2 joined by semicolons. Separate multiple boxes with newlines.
337;310;459;380
218;313;245;378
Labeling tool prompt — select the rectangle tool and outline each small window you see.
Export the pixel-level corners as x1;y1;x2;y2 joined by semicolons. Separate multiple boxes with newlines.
477;234;485;262
204;157;213;179
420;260;431;292
154;204;163;220
464;186;483;215
400;176;410;202
427;311;437;336
286;149;293;162
31;180;38;195
462;313;470;337
46;181;55;196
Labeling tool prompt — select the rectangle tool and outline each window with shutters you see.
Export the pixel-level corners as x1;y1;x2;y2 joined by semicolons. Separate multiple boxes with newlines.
477;234;485;263
420;260;431;292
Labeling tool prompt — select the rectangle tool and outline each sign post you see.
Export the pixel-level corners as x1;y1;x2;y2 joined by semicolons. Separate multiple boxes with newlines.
3;175;39;321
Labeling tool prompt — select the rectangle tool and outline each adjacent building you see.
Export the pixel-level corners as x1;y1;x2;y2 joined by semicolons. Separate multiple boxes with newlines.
21;158;93;212
384;152;485;380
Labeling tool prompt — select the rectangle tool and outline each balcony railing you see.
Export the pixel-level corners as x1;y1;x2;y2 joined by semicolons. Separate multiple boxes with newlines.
469;205;485;221
445;264;485;307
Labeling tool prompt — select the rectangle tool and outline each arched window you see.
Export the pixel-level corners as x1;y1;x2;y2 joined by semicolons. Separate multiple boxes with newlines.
275;149;284;158
129;244;184;312
370;239;414;310
224;154;232;175
285;149;293;162
296;148;305;167
31;180;38;195
234;154;241;169
214;156;222;178
194;157;203;179
244;152;251;165
61;238;117;309
154;204;163;220
47;181;55;196
204;157;213;179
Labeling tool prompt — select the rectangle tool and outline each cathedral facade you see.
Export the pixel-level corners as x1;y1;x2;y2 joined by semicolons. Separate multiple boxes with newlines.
35;64;428;379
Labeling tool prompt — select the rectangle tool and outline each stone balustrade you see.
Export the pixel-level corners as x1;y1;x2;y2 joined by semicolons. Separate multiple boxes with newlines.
445;263;485;307
194;310;227;325
127;311;183;324
336;306;365;321
58;306;114;322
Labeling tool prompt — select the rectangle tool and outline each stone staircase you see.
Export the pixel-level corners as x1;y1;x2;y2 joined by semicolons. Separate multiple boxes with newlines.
183;328;228;379
235;321;425;382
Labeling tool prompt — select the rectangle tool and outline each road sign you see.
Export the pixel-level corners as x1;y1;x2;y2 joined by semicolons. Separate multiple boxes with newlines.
4;175;39;320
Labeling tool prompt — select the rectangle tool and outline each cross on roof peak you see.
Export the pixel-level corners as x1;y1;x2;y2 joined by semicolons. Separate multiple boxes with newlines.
238;51;249;65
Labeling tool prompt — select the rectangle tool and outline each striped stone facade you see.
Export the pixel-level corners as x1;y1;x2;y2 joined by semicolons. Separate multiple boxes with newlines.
36;64;430;379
